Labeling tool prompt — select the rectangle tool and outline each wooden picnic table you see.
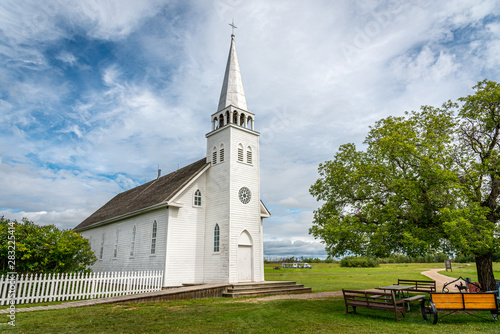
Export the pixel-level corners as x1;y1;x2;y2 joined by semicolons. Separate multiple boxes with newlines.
377;285;426;311
376;285;414;299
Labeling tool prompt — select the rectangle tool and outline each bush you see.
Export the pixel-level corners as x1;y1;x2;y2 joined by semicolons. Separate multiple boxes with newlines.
0;217;97;274
340;256;379;268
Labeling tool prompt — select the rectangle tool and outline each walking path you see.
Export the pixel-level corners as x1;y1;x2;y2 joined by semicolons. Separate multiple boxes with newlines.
0;268;457;312
421;268;459;292
0;284;230;314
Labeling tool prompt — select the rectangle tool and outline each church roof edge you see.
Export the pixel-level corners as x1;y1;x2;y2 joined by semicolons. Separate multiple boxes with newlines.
74;158;209;231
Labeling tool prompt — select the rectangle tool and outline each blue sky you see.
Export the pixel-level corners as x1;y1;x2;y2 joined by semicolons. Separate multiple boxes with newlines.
1;0;500;259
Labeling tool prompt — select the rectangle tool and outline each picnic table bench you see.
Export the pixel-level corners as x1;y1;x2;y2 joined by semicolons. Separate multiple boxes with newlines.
342;289;406;322
421;292;499;324
397;279;436;293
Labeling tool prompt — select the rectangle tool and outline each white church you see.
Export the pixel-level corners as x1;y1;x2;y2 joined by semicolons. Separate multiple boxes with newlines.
74;31;271;288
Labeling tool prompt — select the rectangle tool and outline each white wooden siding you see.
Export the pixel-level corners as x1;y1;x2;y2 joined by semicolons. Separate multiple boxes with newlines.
164;174;207;287
80;208;168;275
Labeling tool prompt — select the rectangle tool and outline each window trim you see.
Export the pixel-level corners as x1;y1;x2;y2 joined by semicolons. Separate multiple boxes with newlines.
130;225;136;257
214;224;220;253
212;146;217;165
113;229;119;258
150;221;157;255
237;144;244;162
246;146;252;165
219;143;225;163
194;189;202;207
99;233;105;260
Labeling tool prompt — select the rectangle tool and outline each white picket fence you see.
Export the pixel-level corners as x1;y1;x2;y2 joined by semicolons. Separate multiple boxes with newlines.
0;270;163;305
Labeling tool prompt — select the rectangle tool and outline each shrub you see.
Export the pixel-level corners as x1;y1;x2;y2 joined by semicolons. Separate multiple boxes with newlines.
0;217;97;274
340;256;379;268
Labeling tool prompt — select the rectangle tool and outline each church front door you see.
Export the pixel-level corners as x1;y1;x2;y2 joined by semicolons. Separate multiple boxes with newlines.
237;245;252;282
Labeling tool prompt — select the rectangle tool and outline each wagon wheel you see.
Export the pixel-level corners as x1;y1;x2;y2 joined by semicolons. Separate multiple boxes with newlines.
420;299;438;324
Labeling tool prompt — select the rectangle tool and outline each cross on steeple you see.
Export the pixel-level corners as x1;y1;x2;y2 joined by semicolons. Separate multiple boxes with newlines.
229;20;237;36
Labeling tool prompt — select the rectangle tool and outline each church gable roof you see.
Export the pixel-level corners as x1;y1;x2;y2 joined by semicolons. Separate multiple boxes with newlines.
74;158;209;231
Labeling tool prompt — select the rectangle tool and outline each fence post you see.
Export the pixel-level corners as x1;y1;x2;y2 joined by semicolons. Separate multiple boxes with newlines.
0;275;5;306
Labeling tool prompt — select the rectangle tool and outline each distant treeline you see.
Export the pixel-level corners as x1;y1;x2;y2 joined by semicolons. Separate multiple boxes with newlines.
264;256;337;264
265;251;500;267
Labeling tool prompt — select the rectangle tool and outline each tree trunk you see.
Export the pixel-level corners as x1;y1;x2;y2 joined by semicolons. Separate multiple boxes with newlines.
475;252;496;291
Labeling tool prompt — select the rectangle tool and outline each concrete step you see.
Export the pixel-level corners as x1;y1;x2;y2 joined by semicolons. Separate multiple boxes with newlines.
228;282;302;292
223;286;312;298
223;281;312;298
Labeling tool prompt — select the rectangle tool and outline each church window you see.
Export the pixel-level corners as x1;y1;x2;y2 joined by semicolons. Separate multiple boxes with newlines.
194;189;202;206
99;234;105;259
220;144;224;162
130;225;136;256
212;147;217;164
233;111;238;124
247;117;253;129
151;221;157;255
219;114;224;127
238;144;244;162
225;110;230;124
214;224;220;252
113;230;119;258
240;113;245;127
247;146;252;164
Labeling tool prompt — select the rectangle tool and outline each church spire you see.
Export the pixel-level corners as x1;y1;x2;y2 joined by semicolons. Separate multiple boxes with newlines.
217;28;247;112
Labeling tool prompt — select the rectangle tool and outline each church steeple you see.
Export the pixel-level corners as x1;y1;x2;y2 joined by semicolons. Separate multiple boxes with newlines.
217;32;247;112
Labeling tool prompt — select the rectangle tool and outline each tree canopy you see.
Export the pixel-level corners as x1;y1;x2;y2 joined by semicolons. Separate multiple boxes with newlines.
0;217;96;274
310;80;500;290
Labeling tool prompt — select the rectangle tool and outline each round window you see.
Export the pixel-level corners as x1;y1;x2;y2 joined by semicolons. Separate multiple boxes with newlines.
238;187;251;204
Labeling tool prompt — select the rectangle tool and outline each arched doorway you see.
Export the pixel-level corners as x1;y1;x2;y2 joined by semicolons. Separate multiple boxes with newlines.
237;230;253;282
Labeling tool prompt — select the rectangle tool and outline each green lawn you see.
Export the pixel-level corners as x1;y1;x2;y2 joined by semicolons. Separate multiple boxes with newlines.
266;262;451;291
1;262;499;333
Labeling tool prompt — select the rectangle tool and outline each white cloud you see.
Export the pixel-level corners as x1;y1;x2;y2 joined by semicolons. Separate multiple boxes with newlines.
1;0;499;257
56;51;77;66
264;239;327;258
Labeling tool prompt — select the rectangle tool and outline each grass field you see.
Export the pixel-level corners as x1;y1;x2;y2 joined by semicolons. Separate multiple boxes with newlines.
1;262;499;333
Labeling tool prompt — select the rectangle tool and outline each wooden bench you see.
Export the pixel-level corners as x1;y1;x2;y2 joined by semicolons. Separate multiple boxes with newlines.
421;292;499;324
401;294;426;311
342;289;406;322
398;279;436;293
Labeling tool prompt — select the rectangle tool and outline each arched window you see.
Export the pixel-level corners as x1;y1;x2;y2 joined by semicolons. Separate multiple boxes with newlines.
151;221;157;255
212;146;217;165
238;144;244;162
240;113;245;127
225;110;230;124
233;111;238;124
130;225;136;256
194;189;202;206
246;146;252;164
99;233;105;259
113;229;119;258
219;114;224;127
247;117;253;130
214;224;220;252
220;143;224;162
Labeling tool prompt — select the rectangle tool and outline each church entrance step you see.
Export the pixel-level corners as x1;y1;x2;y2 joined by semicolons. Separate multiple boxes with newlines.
223;281;312;298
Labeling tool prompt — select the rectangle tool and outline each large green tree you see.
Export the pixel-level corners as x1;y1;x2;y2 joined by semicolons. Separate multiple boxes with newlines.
310;80;500;290
0;217;96;274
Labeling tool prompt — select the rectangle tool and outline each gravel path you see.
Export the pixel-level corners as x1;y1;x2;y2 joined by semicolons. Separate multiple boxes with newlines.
237;268;458;302
420;268;460;292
